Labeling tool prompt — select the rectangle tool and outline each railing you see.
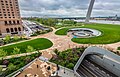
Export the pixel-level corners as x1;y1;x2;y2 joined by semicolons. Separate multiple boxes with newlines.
6;58;38;77
48;62;79;77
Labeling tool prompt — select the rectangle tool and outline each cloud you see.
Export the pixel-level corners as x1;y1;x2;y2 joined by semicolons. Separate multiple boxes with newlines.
18;0;120;17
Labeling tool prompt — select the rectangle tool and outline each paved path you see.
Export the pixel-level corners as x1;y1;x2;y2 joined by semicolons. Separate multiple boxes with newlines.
1;27;120;60
1;27;120;77
32;27;120;58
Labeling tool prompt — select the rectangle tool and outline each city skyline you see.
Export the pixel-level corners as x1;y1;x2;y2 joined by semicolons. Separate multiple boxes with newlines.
18;0;120;17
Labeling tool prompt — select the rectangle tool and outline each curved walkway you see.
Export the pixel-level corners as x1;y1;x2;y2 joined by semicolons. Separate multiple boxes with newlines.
1;27;120;60
34;27;120;55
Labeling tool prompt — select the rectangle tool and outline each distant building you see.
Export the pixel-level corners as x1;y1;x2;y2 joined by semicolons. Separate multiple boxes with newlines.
0;0;23;37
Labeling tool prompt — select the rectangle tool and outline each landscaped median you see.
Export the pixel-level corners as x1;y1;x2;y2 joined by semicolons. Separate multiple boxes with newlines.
50;48;85;69
0;38;53;57
0;52;41;76
55;23;120;44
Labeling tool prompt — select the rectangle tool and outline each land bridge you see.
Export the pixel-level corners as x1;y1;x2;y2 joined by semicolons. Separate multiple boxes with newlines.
74;46;120;77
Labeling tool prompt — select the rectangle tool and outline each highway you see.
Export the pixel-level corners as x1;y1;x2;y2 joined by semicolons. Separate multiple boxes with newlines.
77;56;118;77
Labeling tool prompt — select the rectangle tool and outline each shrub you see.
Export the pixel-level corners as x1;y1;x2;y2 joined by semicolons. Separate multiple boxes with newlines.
2;60;9;65
12;47;20;55
13;35;20;41
8;63;16;71
26;46;35;53
50;48;84;69
0;49;7;57
66;63;74;69
4;35;11;44
0;39;4;46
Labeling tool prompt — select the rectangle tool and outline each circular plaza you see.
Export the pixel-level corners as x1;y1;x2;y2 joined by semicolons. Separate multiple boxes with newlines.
68;28;101;38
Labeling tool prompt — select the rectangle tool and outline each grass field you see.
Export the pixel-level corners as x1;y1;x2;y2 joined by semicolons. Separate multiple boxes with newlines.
118;47;120;50
0;38;53;56
55;23;120;44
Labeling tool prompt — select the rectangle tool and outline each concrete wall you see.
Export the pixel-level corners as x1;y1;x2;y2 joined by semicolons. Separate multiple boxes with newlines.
74;46;120;77
90;55;120;76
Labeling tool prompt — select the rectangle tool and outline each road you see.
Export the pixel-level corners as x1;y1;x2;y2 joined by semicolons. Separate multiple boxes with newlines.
77;56;118;77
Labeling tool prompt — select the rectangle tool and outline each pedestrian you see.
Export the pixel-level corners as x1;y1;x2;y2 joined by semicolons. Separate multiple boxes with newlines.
37;65;39;68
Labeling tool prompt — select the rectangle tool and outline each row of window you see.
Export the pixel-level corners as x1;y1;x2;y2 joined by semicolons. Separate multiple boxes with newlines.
0;16;20;19
0;13;20;16
4;20;20;25
6;27;21;33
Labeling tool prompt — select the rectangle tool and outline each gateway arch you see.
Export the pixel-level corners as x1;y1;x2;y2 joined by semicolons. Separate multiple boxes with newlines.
85;0;95;23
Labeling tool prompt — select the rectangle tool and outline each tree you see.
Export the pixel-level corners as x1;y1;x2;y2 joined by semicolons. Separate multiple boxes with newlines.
66;63;74;69
4;35;11;43
0;49;7;57
21;34;26;39
13;35;19;41
25;56;31;63
8;63;16;71
0;66;2;73
12;47;20;55
26;46;35;53
0;39;4;46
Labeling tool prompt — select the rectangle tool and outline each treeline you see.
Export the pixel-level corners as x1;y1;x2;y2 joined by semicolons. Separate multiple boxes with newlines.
26;18;77;27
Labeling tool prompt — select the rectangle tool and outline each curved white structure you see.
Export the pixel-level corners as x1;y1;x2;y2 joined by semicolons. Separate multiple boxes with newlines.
74;46;120;77
68;28;101;38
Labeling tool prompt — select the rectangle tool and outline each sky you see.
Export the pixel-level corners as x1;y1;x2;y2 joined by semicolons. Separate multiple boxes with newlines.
18;0;120;17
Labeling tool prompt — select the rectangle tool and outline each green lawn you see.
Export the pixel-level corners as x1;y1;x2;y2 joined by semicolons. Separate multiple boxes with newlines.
0;53;41;76
0;38;53;56
55;23;120;44
118;47;120;50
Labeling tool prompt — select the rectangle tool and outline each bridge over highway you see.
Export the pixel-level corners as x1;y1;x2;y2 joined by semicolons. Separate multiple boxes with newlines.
74;46;120;77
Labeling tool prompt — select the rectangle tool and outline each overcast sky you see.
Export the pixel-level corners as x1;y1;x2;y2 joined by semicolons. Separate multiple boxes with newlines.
18;0;120;17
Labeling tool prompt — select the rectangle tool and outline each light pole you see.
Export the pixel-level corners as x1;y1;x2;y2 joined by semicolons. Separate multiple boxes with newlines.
85;0;95;23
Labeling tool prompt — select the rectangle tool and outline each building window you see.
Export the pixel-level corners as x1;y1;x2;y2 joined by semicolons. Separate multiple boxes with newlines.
6;28;10;33
10;28;14;32
5;21;7;25
17;20;20;24
9;21;12;24
14;28;17;32
8;14;10;16
13;21;16;24
0;30;1;35
18;27;21;31
4;14;6;16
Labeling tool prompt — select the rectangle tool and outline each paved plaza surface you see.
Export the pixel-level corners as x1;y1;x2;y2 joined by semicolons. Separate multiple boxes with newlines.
1;27;120;60
17;59;57;77
57;66;78;77
1;27;120;77
33;27;120;59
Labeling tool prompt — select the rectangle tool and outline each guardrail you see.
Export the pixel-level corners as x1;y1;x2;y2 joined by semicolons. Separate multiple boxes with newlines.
6;58;38;77
48;62;79;77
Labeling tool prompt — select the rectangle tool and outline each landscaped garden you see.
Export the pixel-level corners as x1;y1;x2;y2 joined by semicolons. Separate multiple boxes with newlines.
30;27;53;37
0;52;41;76
55;23;120;44
117;47;120;50
0;35;27;46
27;18;80;29
50;47;85;69
0;38;53;57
